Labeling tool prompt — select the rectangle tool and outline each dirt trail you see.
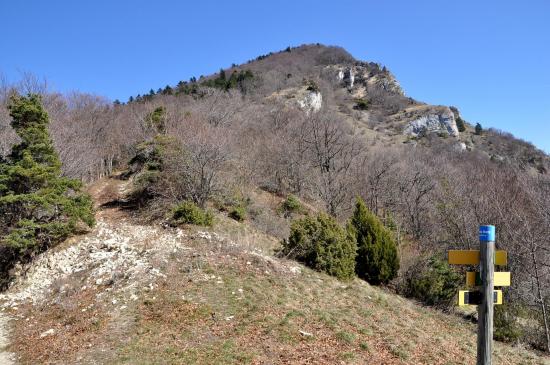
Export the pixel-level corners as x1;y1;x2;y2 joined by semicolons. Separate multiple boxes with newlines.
0;176;130;365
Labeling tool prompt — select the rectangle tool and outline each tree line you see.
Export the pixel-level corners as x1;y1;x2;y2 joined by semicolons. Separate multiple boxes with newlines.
1;70;549;350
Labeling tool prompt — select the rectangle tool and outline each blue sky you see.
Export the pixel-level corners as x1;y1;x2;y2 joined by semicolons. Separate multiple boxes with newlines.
1;0;549;152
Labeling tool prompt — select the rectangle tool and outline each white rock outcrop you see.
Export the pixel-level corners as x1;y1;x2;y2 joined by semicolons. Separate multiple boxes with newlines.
298;91;322;114
343;68;354;88
330;64;404;95
404;109;459;137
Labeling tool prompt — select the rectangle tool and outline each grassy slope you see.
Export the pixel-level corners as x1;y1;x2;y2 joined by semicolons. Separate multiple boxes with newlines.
5;178;548;364
10;228;547;365
114;263;546;365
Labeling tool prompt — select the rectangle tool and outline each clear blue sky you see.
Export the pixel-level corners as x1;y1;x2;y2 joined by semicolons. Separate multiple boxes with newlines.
1;0;549;153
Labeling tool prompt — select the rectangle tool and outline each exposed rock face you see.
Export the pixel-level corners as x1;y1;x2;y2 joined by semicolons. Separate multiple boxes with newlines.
330;64;403;95
343;68;354;88
404;109;459;137
298;91;322;114
266;86;322;114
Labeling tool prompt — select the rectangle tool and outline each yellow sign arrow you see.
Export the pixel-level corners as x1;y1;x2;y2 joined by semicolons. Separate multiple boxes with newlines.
465;271;511;287
448;250;507;266
459;290;503;306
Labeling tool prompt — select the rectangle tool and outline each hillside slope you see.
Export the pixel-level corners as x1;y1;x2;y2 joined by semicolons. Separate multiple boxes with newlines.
0;177;547;365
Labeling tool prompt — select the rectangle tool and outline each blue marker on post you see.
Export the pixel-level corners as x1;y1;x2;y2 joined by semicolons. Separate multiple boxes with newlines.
479;225;495;242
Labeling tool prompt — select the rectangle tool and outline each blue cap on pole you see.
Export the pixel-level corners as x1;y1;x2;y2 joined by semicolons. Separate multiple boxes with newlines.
479;225;496;242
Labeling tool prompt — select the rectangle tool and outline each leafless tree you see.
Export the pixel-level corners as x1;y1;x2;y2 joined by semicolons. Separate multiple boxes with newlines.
303;111;363;216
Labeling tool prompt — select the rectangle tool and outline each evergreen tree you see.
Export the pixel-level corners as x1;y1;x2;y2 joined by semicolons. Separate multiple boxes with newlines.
0;94;94;260
145;106;167;134
350;197;399;284
456;116;466;132
475;122;483;135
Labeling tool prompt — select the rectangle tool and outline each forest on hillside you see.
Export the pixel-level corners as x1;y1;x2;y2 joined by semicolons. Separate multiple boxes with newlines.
1;45;549;352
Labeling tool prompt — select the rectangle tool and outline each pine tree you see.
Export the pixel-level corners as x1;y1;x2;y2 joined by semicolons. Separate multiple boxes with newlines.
350;197;399;284
0;94;95;254
145;106;167;134
475;123;483;135
456;116;466;132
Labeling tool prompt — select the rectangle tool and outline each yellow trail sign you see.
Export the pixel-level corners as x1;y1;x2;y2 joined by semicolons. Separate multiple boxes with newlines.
466;271;511;287
448;250;507;266
459;290;503;306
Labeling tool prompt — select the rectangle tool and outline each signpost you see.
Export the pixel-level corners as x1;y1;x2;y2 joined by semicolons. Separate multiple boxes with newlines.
459;290;503;306
448;225;511;365
466;272;510;288
448;250;507;266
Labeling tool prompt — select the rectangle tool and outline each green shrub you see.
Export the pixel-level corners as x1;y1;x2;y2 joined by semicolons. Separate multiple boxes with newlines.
494;303;523;342
171;201;213;226
280;213;357;281
279;195;302;218
404;256;460;306
145;106;166;134
456;116;466;132
228;206;246;222
126;135;184;206
350;198;399;285
353;98;369;111
304;79;320;92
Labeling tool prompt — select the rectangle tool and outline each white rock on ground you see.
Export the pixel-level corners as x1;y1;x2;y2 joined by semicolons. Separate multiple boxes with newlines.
297;91;322;114
1;219;188;308
0;313;14;365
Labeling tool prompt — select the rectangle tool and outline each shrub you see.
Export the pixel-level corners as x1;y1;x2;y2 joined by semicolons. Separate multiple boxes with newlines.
145;106;166;134
353;98;369;111
404;256;460;307
126;135;184;207
304;79;320;92
279;194;303;218
350;198;399;285
0;94;95;287
494;303;523;342
170;201;213;226
280;213;357;281
228;206;246;222
456;116;466;132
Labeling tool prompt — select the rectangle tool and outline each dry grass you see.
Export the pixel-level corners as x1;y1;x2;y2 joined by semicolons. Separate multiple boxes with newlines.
9;240;548;364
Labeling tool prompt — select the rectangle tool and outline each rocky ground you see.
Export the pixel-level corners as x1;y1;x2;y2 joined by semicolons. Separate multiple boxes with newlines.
0;312;14;365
